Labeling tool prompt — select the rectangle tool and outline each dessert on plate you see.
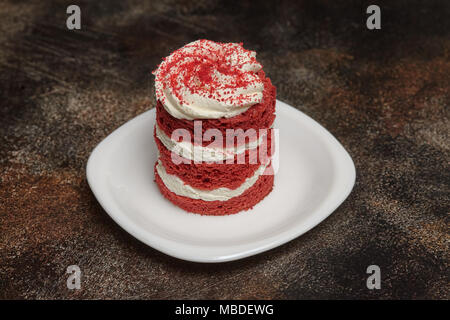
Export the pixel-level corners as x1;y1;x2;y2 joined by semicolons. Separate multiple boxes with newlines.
152;39;276;215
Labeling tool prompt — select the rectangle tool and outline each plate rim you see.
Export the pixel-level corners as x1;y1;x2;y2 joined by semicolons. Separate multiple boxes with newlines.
87;100;356;263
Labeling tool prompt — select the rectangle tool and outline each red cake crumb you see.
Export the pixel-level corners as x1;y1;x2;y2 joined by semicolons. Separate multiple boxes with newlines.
154;163;274;216
155;127;273;190
156;71;276;147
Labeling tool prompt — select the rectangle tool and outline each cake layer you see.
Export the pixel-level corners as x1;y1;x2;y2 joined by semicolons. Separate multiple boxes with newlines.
155;122;269;162
155;71;276;147
155;164;274;215
154;127;273;190
155;160;270;201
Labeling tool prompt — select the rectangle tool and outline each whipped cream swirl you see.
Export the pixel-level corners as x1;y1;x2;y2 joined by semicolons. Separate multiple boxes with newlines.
153;40;264;120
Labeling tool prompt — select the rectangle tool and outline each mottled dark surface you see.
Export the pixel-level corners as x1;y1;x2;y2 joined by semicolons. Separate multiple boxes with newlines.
0;0;449;299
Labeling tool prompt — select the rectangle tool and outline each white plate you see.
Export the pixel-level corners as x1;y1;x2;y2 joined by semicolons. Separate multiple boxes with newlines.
87;100;356;263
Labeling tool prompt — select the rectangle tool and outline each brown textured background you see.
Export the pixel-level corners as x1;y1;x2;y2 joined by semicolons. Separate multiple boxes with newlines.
0;0;449;299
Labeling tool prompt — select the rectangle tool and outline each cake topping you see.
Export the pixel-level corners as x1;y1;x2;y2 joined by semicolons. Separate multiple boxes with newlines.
153;40;264;120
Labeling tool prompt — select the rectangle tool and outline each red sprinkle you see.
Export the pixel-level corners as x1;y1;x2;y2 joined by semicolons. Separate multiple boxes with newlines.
153;40;263;107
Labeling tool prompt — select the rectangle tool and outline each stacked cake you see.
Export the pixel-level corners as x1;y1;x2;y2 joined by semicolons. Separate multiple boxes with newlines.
153;40;276;215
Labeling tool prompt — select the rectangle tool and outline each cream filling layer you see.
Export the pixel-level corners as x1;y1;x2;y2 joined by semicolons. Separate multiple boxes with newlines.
160;84;263;120
156;160;269;202
155;123;267;162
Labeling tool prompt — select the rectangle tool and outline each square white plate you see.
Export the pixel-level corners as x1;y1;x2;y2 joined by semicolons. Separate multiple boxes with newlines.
87;100;355;263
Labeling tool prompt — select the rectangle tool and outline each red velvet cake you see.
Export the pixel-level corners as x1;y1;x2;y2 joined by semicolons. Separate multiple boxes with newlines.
152;40;276;215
